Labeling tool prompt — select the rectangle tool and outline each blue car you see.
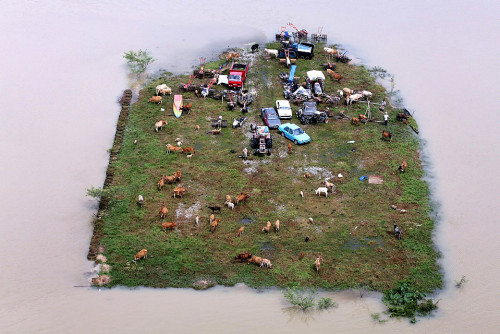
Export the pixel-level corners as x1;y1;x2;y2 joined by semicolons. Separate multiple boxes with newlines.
278;123;311;144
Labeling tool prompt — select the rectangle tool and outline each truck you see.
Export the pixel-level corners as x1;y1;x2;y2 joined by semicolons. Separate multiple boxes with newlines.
250;125;273;156
291;42;315;59
228;61;249;88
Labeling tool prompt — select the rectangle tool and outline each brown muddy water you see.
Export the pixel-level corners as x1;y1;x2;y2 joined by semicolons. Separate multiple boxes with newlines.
1;1;499;333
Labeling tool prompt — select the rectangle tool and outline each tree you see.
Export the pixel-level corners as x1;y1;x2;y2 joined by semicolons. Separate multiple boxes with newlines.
123;49;156;74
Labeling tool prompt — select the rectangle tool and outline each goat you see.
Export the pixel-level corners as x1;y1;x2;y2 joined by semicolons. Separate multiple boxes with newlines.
262;221;271;233
382;130;393;142
324;180;335;192
399;160;408;172
148;96;162;104
159;205;168;219
275;220;280;232
394;224;403;240
264;48;278;58
155;120;167;132
134;249;148;261
315;187;328;197
162;222;176;231
236;226;245;237
137;195;144;208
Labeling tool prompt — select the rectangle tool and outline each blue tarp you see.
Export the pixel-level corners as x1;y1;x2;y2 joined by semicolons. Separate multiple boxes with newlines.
288;65;297;83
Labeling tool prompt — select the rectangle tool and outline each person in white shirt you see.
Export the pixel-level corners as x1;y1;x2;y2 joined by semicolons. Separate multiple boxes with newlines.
384;112;389;126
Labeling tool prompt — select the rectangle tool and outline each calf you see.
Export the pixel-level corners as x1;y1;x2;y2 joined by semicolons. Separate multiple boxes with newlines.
235;193;250;205
235;226;245;237
162;222;177;231
261;258;273;269
159;205;168;219
315;187;329;197
262;221;272;233
382;130;393;142
234;252;252;262
173;186;186;198
210;218;220;232
248;255;263;266
148;96;162;104
155;120;167;132
315;256;322;273
134;249;147;261
399;160;408;172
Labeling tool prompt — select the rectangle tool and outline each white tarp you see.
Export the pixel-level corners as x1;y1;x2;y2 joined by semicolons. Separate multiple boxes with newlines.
306;70;325;81
217;75;228;85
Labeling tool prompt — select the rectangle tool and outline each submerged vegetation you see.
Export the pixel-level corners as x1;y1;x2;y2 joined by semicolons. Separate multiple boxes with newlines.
123;49;156;74
90;39;441;321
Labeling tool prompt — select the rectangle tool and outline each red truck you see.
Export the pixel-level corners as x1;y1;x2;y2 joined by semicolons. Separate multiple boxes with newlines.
227;61;249;88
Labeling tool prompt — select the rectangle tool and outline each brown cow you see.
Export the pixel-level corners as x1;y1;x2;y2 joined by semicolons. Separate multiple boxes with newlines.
210;218;220;232
180;103;192;113
399;160;408;172
288;143;292;154
315;256;322;273
182;147;195;154
148;96;162;104
382;130;393;142
162;222;177;231
173;186;186;198
163;175;177;184
236;226;245;237
134;249;147;261
262;221;271;233
167;144;183;153
234;252;252;262
158;177;165;190
235;193;250;205
326;69;343;82
159;205;168;219
247;255;263;266
173;171;182;182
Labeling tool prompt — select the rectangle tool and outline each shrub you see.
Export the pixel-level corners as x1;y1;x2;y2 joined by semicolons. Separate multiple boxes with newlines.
123;49;156;74
282;287;316;311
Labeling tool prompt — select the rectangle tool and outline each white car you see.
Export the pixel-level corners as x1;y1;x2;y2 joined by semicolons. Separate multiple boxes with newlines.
275;100;292;119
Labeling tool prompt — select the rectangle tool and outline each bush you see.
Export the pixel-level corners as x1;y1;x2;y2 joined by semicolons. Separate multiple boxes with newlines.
123;49;156;74
317;297;337;310
383;282;438;323
282;287;316;311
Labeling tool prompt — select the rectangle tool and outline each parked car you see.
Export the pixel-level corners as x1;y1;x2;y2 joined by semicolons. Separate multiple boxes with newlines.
261;107;281;129
297;102;328;124
278;123;311;145
275;100;293;119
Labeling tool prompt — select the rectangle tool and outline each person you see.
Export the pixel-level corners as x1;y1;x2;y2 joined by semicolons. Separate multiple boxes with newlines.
242;147;248;161
380;99;386;111
384;112;389;126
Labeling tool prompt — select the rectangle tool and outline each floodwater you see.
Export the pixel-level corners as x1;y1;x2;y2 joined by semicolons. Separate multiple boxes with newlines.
1;1;499;333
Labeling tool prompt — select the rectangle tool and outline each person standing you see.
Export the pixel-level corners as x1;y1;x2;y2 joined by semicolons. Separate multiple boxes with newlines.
380;99;386;111
384;112;389;126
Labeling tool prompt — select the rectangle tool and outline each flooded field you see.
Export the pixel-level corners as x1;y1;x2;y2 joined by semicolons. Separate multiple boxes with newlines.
1;1;499;333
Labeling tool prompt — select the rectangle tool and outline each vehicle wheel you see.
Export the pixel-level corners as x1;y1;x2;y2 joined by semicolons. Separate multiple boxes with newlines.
254;149;259;155
294;140;298;145
281;131;285;137
267;149;271;156
325;118;329;123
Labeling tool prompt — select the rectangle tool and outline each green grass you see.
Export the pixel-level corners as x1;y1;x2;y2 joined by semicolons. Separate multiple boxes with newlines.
95;41;441;299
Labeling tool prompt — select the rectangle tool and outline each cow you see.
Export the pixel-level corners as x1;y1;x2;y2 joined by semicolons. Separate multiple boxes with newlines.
157;177;165;190
326;69;343;82
173;186;186;198
247;255;263;266
155;120;167;132
210;218;220;232
315;187;329;197
346;93;363;105
156;84;169;95
264;48;278;58
235;193;250;205
235;226;245;237
159;205;168;219
182;147;195;154
261;258;272;269
158;87;172;96
315;256;322;273
173;171;182;182
399;160;408;172
382;130;393;142
163;175;177;184
167;144;183;153
234;252;252;262
262;221;271;233
148;96;162;104
134;249;147;261
162;222;177;231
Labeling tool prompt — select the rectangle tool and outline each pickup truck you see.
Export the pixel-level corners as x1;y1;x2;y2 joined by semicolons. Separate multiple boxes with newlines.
228;62;249;88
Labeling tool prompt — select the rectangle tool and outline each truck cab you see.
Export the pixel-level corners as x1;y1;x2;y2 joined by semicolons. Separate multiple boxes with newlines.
228;62;249;88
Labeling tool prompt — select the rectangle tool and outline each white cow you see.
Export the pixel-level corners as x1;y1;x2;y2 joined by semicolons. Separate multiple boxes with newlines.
264;48;279;58
156;84;169;95
315;187;329;197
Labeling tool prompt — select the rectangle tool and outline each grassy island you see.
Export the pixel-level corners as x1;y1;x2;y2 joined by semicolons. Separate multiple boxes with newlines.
89;41;441;301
